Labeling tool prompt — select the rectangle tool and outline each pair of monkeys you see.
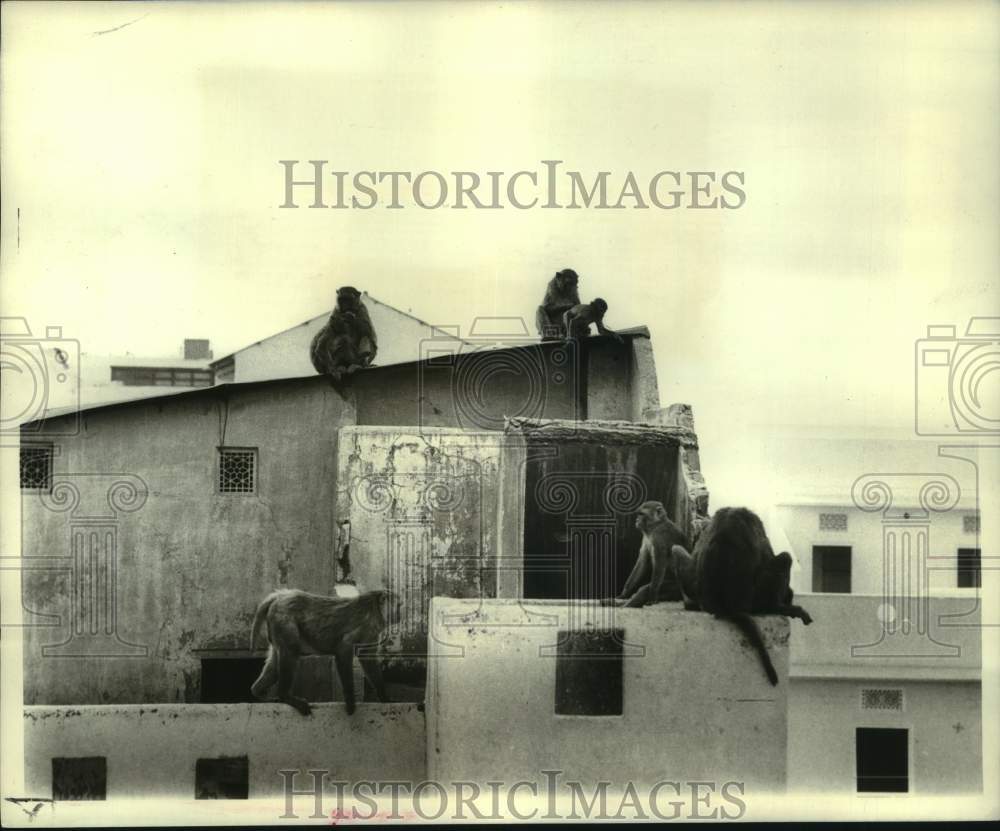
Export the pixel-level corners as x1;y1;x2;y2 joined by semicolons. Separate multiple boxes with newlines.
535;268;623;343
608;501;813;686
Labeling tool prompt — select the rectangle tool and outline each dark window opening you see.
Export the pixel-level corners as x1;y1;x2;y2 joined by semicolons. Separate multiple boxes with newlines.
522;442;680;601
957;548;981;589
218;448;257;494
813;545;852;593
200;657;265;703
20;444;53;491
856;727;908;793
195;756;249;799
554;628;624;716
52;757;106;801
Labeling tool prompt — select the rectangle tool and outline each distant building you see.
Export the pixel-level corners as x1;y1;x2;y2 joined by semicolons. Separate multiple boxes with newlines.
209;294;472;384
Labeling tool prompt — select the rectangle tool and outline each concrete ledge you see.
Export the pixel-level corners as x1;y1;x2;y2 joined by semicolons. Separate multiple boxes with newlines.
24;702;425;799
427;599;789;791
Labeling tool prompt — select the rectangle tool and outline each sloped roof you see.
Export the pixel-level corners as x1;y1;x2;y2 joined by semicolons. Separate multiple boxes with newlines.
22;327;652;426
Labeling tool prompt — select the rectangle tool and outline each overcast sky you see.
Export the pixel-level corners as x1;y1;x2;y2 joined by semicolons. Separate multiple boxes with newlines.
2;1;996;510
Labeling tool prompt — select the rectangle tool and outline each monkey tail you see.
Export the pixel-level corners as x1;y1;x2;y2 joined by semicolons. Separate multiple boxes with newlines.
719;612;778;686
250;593;276;651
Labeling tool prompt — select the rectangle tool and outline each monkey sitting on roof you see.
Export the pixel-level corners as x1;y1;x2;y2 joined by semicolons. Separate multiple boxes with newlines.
309;286;378;385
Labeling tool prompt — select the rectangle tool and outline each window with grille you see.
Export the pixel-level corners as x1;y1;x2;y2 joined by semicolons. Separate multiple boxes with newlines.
963;514;980;534
957;548;981;589
819;512;848;532
218;448;257;494
20;444;53;491
861;688;904;712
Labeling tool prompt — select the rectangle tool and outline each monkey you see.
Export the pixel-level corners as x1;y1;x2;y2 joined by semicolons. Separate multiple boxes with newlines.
669;507;813;686
535;268;581;340
309;286;378;385
563;298;624;343
602;501;688;607
249;588;401;716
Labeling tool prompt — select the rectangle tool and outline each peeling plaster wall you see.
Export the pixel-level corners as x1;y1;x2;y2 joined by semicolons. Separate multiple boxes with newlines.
336;427;504;669
21;379;354;704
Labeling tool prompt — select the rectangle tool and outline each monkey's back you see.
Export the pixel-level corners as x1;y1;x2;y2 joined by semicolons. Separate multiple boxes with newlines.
694;507;767;614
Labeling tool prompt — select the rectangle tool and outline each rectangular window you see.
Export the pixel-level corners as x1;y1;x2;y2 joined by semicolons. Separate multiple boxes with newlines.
20;444;53;491
218;448;257;494
957;548;981;589
195;757;249;799
813;545;852;593
856;728;908;793
111;366;213;387
963;514;980;534
554;629;624;716
52;757;106;801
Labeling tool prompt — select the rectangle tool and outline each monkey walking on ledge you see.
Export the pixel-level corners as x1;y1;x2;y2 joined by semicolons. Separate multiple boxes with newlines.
563;298;624;343
671;507;813;686
250;588;401;715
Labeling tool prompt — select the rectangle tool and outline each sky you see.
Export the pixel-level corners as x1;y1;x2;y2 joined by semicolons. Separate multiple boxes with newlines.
1;0;997;511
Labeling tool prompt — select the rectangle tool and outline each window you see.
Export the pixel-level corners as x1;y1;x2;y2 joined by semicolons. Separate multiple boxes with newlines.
813;545;852;593
20;444;53;491
52;757;106;801
195;757;249;799
218;448;257;494
963;514;980;534
110;366;213;387
957;548;981;589
554;629;624;716
856;728;908;793
819;512;848;532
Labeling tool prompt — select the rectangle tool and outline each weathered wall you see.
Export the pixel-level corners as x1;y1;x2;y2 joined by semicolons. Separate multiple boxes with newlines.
427;598;789;791
335;427;504;667
21;379;354;704
351;336;643;429
787;679;982;794
23;703;425;799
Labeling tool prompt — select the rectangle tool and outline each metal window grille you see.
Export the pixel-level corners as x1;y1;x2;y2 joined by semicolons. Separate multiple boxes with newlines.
218;448;256;494
861;688;904;712
819;512;848;532
20;444;53;491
